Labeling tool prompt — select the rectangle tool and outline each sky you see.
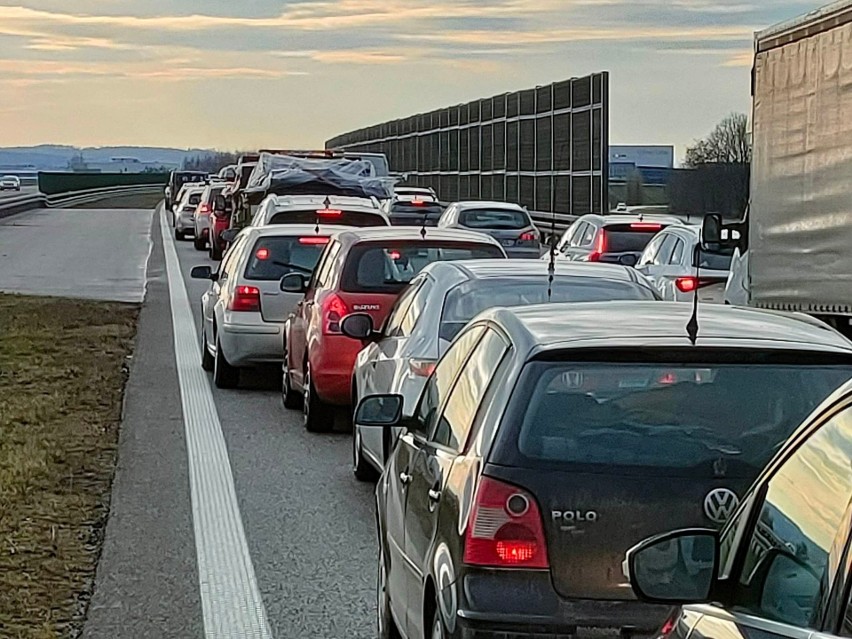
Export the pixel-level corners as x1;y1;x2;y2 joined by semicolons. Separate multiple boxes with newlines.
0;1;820;161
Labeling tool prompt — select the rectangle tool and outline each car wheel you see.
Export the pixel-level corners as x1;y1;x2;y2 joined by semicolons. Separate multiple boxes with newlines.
429;604;447;639
200;324;214;372
377;545;401;639
213;338;239;389
174;227;185;241
353;424;379;482
193;235;206;251
281;350;302;409
303;364;333;433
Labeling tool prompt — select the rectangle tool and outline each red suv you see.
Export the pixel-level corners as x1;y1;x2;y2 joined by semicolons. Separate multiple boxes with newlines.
282;227;506;432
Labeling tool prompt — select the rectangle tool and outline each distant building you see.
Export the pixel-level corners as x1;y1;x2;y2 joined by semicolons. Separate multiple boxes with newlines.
609;145;674;186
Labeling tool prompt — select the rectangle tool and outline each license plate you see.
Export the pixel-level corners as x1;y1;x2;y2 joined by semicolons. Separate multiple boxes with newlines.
501;239;515;247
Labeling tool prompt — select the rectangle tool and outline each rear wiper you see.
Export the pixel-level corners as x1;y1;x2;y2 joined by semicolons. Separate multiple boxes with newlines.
272;260;312;274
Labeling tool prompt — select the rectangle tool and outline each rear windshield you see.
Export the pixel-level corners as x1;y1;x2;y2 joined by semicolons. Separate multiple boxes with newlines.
696;245;734;271
440;278;657;342
269;210;385;227
494;360;852;477
390;202;443;217
602;224;664;253
342;241;504;293
243;236;328;281
175;173;206;186
187;193;202;205
459;208;529;230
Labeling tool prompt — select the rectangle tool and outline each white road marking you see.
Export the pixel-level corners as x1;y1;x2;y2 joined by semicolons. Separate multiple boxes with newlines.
159;206;273;639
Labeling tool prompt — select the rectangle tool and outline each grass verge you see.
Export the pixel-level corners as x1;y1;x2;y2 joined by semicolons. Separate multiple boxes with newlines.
0;293;139;639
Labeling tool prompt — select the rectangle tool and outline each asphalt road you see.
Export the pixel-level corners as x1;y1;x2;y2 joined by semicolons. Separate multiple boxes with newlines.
0;184;37;200
83;204;378;638
0;206;152;302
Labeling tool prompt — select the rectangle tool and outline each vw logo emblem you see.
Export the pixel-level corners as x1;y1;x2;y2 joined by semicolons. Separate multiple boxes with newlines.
704;488;739;524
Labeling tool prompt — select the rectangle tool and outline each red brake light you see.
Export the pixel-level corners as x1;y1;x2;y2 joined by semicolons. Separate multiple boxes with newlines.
322;293;349;335
317;208;342;216
198;203;212;215
409;359;436;377
229;285;260;312
388;250;402;260
588;230;607;262
255;247;270;260
631;222;662;230
658;373;677;385
519;231;537;242
411;199;425;206
463;476;548;569
675;276;698;293
299;236;329;245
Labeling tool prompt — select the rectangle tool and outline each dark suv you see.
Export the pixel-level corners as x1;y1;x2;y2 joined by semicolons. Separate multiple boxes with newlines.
165;171;207;210
627;376;852;639
356;302;852;639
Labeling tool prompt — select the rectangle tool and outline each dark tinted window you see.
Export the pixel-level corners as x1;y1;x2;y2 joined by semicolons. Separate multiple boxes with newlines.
440;278;657;342
496;361;852;476
696;245;734;271
341;241;504;294
736;406;852;628
175;173;206;187
187;193;202;205
603;224;664;253
389;202;443;217
459;208;530;230
243;236;328;281
269;210;385;227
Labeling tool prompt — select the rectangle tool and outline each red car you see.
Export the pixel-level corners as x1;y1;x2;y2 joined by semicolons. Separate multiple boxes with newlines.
282;227;506;432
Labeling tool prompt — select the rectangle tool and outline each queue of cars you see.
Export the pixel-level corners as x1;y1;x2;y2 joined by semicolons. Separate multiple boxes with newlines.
177;154;850;639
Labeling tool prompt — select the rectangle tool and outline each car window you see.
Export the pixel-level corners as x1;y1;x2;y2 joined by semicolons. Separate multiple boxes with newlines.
733;405;852;629
313;241;341;290
219;237;247;279
638;233;665;266
399;278;433;337
655;234;678;265
579;223;596;247
413;326;486;438
669;238;685;265
458;208;530;230
432;329;509;451
243;236;329;281
384;278;423;337
563;222;584;249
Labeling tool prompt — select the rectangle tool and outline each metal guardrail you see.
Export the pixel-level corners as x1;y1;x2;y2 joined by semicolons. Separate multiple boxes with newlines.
0;184;163;220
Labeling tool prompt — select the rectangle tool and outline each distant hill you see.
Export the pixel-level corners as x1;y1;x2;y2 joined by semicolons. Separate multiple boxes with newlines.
0;145;216;171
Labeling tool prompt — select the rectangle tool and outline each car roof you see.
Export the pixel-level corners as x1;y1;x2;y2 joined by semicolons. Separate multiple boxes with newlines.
334;226;504;247
441;259;640;282
478;301;852;356
268;194;379;212
452;200;525;211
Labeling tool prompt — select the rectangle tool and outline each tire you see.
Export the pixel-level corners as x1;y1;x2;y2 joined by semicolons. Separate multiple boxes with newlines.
281;350;302;409
200;325;214;372
353;424;379;482
429;605;447;639
377;545;401;639
303;364;333;433
193;235;206;251
213;338;239;389
210;239;223;261
174;228;185;241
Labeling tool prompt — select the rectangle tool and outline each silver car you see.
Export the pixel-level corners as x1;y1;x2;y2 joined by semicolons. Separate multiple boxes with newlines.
191;224;350;388
343;259;660;480
438;200;542;258
173;184;205;240
0;175;21;191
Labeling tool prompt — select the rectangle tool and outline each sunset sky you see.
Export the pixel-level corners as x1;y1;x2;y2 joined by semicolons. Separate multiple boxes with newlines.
0;1;818;159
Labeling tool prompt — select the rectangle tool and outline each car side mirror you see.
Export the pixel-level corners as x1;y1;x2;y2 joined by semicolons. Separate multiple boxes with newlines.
220;229;239;244
280;273;308;293
190;265;216;281
626;528;719;604
354;395;403;427
702;214;723;247
341;313;378;342
619;254;638;267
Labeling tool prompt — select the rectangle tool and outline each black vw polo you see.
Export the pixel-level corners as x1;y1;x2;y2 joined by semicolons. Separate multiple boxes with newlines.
357;301;852;639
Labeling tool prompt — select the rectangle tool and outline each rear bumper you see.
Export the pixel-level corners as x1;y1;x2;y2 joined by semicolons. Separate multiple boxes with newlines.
310;336;362;405
220;320;283;367
504;246;544;259
176;213;195;232
456;570;672;637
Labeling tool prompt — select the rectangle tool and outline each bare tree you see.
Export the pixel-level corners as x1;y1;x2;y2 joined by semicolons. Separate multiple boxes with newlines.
684;113;751;167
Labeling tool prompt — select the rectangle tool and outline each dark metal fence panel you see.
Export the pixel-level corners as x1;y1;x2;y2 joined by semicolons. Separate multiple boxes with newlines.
326;73;609;227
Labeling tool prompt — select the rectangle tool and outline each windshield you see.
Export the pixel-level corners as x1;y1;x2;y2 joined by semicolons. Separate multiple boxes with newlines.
440;278;657;341
341;241;504;293
495;361;852;477
269;209;385;227
602;225;664;253
244;236;327;280
459;208;529;229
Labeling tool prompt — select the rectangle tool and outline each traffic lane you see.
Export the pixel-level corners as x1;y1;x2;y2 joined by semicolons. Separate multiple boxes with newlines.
0;207;152;302
173;222;378;638
0;184;37;200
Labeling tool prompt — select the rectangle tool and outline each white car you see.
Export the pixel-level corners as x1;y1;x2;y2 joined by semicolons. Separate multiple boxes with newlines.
172;184;206;241
249;194;389;228
0;175;21;191
635;225;733;303
392;186;437;201
191;224;351;388
344;259;660;480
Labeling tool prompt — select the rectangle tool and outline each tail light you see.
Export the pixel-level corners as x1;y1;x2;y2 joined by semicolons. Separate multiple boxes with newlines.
409;359;436;377
519;230;538;242
198;203;212;215
255;247;269;260
229;285;260;312
464;476;549;569
317;208;342;216
675;277;717;293
322;293;349;335
299;236;329;245
630;222;662;230
588;230;607;262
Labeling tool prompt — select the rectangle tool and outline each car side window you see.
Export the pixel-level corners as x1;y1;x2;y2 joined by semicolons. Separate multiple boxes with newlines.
566;222;585;248
384;277;424;337
399;278;433;337
654;235;678;265
637;233;665;267
219;237;246;279
579;223;596;247
432;329;509;451
412;325;486;438
732;405;852;629
669;238;685;265
312;242;340;290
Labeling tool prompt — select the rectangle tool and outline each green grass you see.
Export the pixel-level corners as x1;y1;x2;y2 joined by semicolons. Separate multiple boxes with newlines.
0;294;139;638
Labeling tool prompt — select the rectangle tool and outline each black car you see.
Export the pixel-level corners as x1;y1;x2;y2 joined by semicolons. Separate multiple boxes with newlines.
627;376;852;639
356;301;852;639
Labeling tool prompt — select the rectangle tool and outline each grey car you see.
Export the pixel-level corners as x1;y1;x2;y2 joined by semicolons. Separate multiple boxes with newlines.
438;200;542;258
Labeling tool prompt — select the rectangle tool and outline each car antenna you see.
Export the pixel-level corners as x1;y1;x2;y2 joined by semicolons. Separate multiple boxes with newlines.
419;206;427;240
547;207;557;302
316;195;331;234
686;242;701;345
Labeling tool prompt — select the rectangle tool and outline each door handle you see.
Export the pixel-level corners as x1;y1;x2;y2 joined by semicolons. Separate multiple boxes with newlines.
399;472;412;486
428;489;441;502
